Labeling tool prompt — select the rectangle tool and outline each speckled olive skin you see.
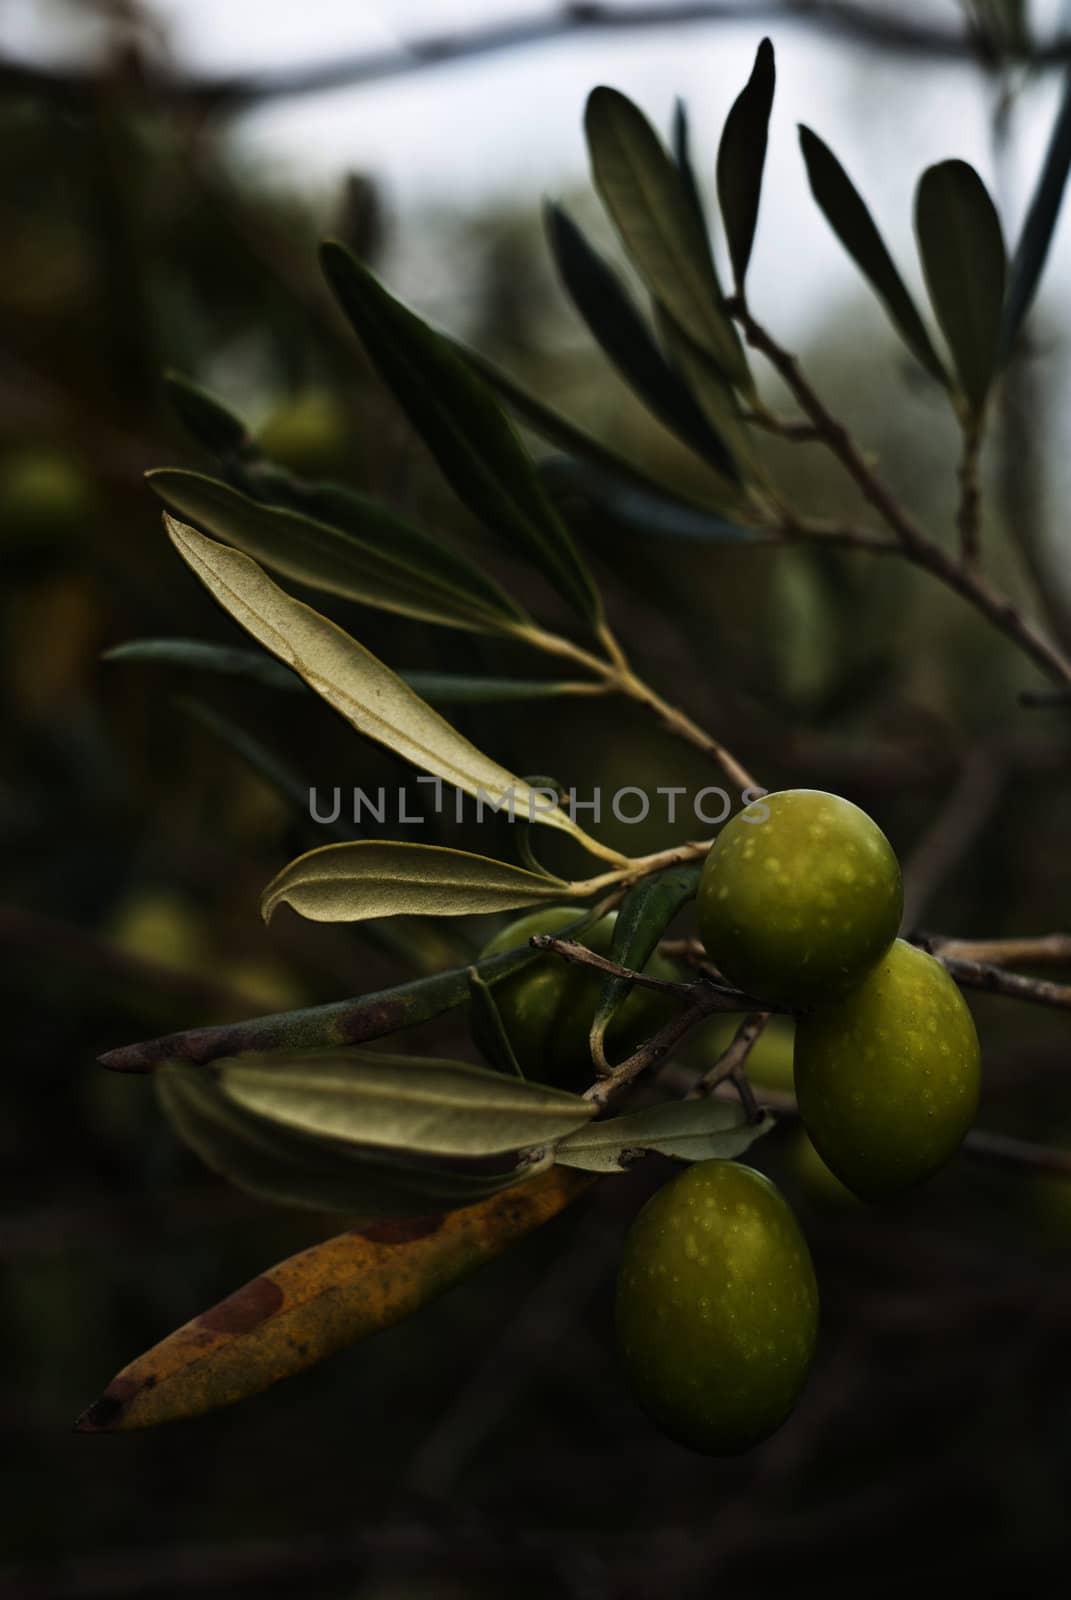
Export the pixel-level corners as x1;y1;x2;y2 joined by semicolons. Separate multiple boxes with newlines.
478;907;677;1087
794;939;980;1200
698;789;903;1008
615;1161;819;1455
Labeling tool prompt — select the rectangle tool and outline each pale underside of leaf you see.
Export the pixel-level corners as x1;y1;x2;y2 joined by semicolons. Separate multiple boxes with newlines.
219;1048;596;1157
164;514;595;850
554;1098;773;1172
261;839;573;925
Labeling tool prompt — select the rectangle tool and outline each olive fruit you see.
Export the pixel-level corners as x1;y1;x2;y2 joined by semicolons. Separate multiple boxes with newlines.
616;1160;819;1454
697;789;902;1007
794;939;980;1200
477;906;677;1086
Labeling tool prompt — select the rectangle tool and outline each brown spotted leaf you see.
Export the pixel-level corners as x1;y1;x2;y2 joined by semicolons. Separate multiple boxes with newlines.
75;1166;592;1431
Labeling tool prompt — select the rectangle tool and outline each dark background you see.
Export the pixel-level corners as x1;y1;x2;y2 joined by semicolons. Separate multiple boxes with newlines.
3;2;1071;1594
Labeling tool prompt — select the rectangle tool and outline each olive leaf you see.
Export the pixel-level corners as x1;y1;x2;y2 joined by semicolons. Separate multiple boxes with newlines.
159;1060;529;1215
164;515;608;856
163;370;250;456
656;310;759;484
538;458;754;539
1002;67;1071;358
544;201;737;477
584;86;750;388
218;1048;595;1157
107;639;593;706
319;241;600;624
717;37;776;292
101;902;613;1075
589;865;699;1060
105;638;302;692
554;1098;773;1173
672;98;709;238
74;1165;592;1432
149;469;524;634
261;840;571;926
915;160;1007;414
799;125;949;388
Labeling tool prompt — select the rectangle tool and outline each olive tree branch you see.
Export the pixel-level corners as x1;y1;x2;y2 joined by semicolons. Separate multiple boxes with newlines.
730;300;1071;687
513;622;761;794
924;933;1071;966
690;1011;770;1121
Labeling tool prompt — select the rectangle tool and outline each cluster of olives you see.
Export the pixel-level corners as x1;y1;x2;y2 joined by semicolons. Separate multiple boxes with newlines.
479;790;980;1455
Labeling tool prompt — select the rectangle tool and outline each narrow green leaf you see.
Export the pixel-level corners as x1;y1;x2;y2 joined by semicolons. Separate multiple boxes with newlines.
915;160;1007;413
544;201;740;480
104;638;302;692
538;458;754;541
149;468;524;633
672;98;709;238
163;515;603;854
163;371;250;456
585;87;750;388
717;38;776;291
159;1061;526;1215
400;672;601;705
105;906;612;1076
656;309;759;482
106;640;590;707
1001;68;1071;358
799;125;949;387
219;1049;595;1157
590;866;698;1056
261;840;572;926
319;241;600;623
554;1098;773;1172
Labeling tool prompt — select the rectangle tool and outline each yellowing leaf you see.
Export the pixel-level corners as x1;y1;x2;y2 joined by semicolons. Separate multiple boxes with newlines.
75;1165;593;1431
261;840;571;925
164;514;611;855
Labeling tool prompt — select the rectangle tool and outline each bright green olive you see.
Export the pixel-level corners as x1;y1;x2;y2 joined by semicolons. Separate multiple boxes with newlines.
697;789;902;1008
794;939;980;1200
256;391;353;477
477;906;677;1087
615;1160;819;1455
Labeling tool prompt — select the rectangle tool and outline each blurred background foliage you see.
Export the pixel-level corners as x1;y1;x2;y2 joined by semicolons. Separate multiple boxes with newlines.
3;0;1071;1594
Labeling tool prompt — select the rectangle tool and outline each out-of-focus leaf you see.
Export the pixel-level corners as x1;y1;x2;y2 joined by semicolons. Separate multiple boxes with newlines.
544;201;739;479
158;1061;528;1215
467;967;525;1077
657;310;759;482
1001;68;1071;358
717;38;776;291
401;672;601;704
261;840;571;926
539;458;754;540
554;1099;773;1172
585;87;750;388
105;638;302;692
672;98;709;238
164;516;604;855
799;126;949;387
106;640;592;707
319;241;600;623
150;469;524;633
219;1048;594;1157
915;160;1006;413
100;905;612;1075
163;370;250;455
590;865;698;1059
74;1165;593;1431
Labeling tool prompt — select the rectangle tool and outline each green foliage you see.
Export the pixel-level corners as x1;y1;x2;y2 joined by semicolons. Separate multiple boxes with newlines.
717;37;776;291
915;160;1006;414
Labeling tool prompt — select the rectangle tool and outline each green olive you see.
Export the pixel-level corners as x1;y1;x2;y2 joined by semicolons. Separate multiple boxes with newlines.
615;1160;819;1454
255;391;353;477
477;906;677;1087
697;789;902;1008
794;939;980;1200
